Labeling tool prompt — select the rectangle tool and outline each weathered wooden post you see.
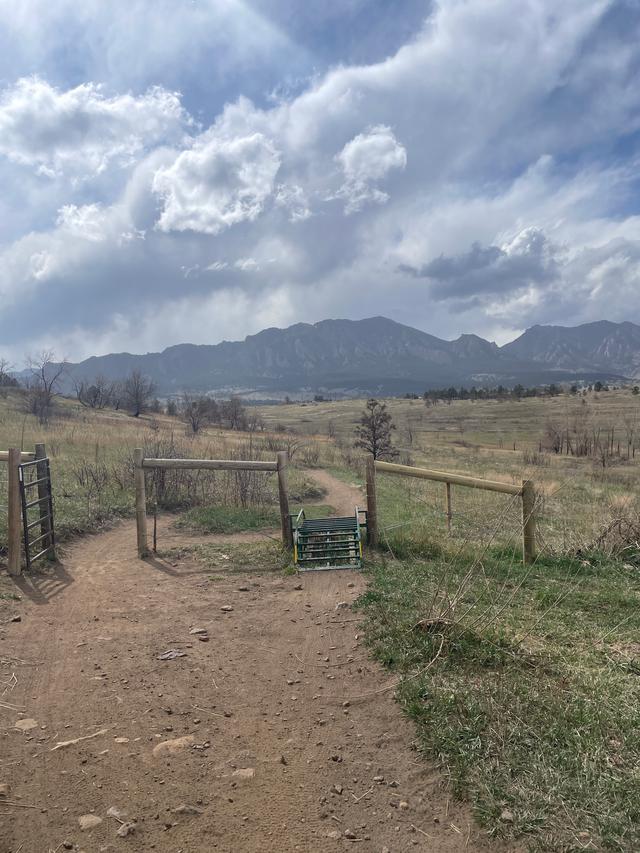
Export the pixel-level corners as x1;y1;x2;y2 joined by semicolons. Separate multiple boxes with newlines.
276;451;291;547
521;479;537;565
7;448;22;576
445;482;452;533
366;456;378;547
134;448;148;558
34;443;55;561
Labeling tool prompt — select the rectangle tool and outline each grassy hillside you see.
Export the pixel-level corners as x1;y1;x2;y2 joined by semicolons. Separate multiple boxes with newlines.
0;390;325;562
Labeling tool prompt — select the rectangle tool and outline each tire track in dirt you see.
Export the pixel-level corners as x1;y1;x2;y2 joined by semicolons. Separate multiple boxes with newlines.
0;469;514;852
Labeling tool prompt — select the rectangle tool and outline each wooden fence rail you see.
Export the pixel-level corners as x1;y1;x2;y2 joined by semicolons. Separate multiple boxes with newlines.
133;450;290;558
371;459;537;565
0;451;34;463
141;458;277;472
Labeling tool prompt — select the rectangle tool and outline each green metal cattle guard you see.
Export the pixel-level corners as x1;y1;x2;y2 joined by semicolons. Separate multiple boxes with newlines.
292;507;367;570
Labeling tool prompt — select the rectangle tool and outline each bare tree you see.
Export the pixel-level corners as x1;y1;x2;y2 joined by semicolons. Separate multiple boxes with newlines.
354;398;397;460
74;374;115;409
24;350;67;424
180;392;219;434
220;396;248;431
123;370;156;417
0;358;18;389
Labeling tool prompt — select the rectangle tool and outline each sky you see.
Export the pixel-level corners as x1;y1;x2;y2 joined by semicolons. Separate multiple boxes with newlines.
1;0;639;364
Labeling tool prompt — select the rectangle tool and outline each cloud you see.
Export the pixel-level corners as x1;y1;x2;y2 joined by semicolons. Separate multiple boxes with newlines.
0;77;191;177
56;203;109;241
400;228;560;304
335;125;407;213
274;184;312;221
234;257;260;271
152;132;282;234
2;0;640;364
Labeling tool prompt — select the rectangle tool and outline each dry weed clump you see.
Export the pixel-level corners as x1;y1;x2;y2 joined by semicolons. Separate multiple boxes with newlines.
585;505;640;563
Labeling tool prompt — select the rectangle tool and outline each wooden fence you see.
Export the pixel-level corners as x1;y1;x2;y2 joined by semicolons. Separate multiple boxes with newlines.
366;458;536;565
1;446;48;576
133;449;291;557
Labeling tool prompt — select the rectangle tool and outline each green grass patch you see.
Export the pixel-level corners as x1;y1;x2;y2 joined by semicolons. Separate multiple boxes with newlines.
289;503;335;520
356;553;640;851
175;504;281;534
175;502;335;534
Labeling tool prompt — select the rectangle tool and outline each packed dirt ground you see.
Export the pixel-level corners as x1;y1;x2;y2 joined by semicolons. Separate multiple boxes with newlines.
0;472;511;853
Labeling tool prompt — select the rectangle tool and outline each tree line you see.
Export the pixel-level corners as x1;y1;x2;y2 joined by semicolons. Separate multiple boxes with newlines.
1;350;261;431
418;381;633;403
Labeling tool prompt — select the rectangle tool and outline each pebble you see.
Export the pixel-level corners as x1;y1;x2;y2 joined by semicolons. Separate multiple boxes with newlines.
500;808;514;823
78;814;103;830
330;784;343;795
221;605;234;612
344;829;357;839
0;783;10;797
106;806;127;819
116;821;137;837
172;803;203;815
232;768;255;780
14;718;38;732
152;735;195;757
189;627;207;635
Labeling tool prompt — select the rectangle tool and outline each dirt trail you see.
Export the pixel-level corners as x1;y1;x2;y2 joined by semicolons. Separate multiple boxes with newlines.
0;470;506;853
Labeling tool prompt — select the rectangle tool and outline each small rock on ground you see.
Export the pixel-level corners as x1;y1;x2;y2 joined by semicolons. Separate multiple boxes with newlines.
78;814;103;830
232;768;255;780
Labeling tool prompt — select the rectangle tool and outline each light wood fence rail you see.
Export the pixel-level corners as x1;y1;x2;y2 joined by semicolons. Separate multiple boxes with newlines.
367;459;536;565
133;449;291;557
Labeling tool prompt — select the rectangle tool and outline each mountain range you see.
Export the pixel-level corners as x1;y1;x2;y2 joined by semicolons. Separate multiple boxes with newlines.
54;317;639;399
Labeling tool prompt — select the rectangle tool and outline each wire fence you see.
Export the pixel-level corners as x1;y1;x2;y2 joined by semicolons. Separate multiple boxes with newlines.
376;472;525;557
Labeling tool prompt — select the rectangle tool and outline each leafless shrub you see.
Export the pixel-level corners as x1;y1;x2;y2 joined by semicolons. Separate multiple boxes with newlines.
584;505;640;562
522;449;549;467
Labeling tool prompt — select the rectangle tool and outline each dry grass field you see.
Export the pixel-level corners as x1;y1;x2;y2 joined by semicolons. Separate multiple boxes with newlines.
260;390;640;557
0;390;325;560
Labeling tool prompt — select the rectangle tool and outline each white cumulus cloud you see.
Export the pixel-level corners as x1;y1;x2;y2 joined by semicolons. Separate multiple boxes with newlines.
335;125;406;213
152;132;281;234
0;77;191;177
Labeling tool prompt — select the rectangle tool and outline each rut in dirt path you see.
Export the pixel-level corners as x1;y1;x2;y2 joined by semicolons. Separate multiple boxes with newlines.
0;468;511;853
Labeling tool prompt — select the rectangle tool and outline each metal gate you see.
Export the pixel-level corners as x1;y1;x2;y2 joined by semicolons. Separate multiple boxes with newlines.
18;457;55;569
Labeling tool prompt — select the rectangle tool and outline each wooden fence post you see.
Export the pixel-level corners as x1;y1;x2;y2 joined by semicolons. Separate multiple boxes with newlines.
7;448;22;576
276;451;291;547
366;456;378;547
34;443;54;561
522;479;537;565
445;482;452;533
134;448;148;558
